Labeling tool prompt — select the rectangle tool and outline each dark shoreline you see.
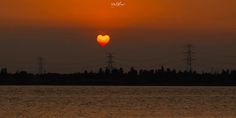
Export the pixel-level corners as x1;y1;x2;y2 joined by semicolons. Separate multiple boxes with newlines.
1;80;236;86
0;67;236;86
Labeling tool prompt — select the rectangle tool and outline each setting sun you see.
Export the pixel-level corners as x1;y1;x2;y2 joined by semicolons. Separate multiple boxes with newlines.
97;34;111;47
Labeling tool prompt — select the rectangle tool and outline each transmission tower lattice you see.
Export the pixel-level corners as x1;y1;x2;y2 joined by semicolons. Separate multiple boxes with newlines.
185;44;195;71
106;53;114;71
38;57;46;75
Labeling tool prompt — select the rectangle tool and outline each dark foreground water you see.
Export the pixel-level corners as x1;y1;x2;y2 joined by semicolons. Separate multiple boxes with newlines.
0;86;236;118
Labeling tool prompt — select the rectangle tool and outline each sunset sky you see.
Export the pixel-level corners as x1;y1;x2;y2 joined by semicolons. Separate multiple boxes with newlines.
1;0;236;29
0;0;236;73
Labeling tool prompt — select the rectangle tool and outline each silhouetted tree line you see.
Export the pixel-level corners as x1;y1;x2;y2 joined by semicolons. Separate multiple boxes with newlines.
0;67;236;86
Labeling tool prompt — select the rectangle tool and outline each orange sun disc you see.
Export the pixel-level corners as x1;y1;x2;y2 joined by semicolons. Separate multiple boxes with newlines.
97;35;110;46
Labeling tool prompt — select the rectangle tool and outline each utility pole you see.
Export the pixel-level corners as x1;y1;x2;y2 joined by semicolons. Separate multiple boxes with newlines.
38;57;45;75
185;44;195;71
106;53;114;71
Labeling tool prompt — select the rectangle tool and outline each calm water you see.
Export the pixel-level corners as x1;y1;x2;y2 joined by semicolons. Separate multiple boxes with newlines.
0;86;236;118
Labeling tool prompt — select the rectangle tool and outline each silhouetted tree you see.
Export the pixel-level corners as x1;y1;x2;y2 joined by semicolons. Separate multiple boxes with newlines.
0;66;235;86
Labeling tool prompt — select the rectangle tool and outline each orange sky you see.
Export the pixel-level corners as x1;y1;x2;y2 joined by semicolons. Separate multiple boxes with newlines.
0;0;236;72
0;0;236;30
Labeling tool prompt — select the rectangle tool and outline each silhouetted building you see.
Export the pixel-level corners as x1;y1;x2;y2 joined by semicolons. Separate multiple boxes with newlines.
1;68;8;75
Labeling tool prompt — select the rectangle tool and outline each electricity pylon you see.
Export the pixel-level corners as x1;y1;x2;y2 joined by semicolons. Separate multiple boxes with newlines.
185;44;195;71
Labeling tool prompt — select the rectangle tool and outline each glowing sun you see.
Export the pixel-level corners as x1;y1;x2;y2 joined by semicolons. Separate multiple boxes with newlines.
97;34;110;47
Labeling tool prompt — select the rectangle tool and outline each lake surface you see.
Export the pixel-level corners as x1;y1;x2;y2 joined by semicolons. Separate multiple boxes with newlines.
0;86;236;118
